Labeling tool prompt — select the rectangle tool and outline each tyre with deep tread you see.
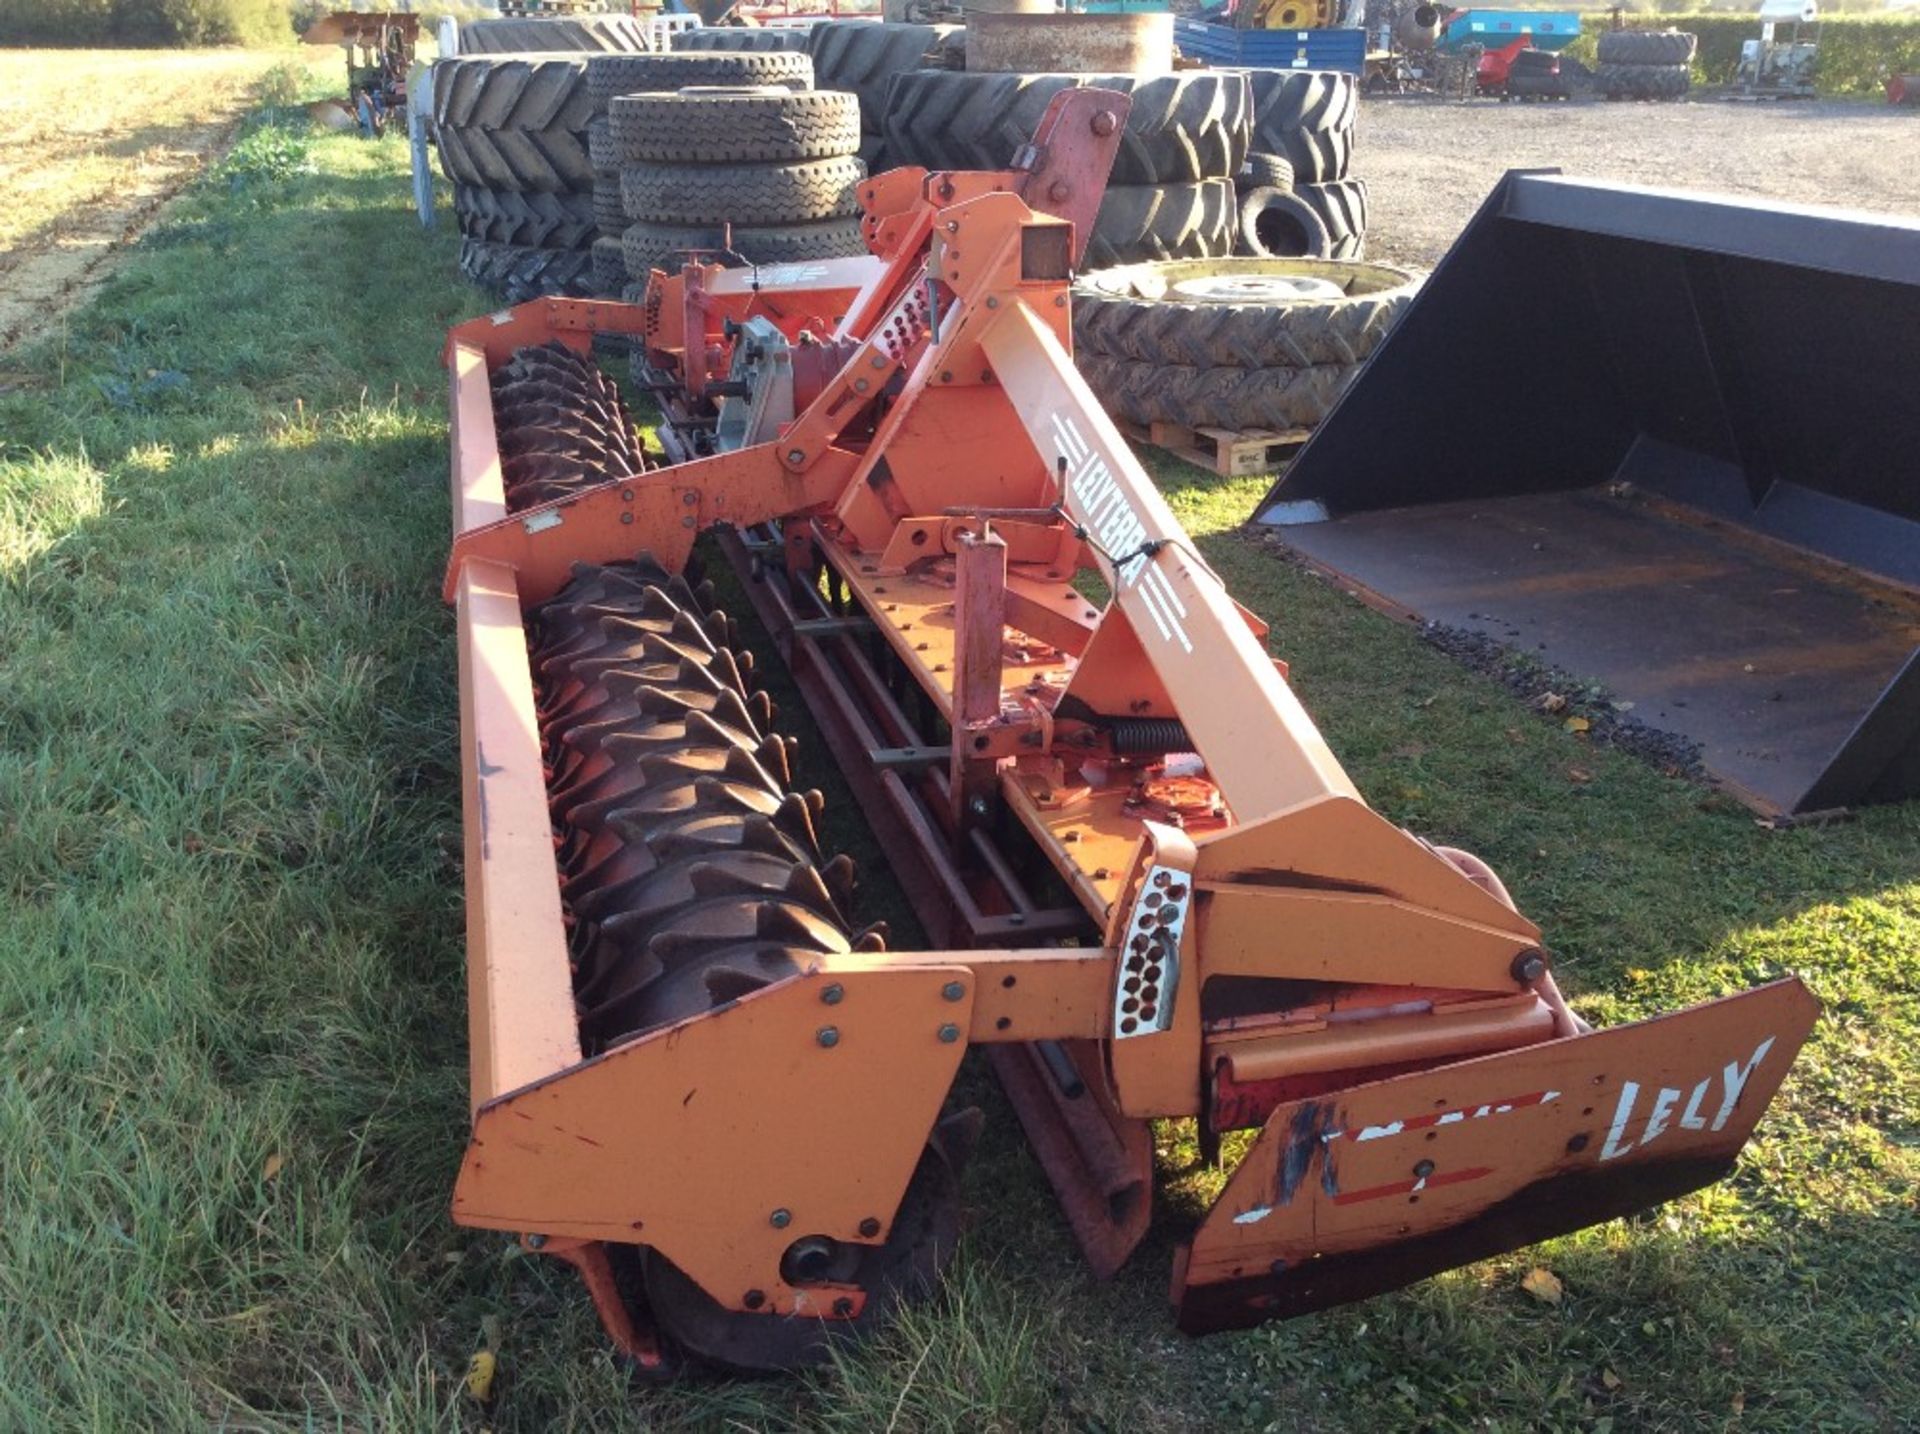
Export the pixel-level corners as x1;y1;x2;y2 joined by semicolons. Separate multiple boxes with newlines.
621;150;866;225
610;89;860;164
454;185;597;248
1238;152;1294;193
458;15;655;53
1239;68;1356;185
807;20;958;137
1295;178;1367;261
1596;61;1690;99
1072;256;1420;370
882;70;1250;187
585;50;813;108
1596;29;1696;66
621;216;868;278
434;55;594;131
432;57;595;194
1077;352;1361;431
1087;180;1235;269
1236;187;1330;259
459;237;597;303
673;26;812;53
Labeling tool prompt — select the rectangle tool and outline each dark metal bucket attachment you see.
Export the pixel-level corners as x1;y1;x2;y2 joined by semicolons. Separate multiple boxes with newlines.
1258;172;1920;816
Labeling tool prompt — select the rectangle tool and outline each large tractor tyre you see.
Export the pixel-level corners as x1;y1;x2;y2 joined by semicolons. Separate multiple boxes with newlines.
1237;151;1294;193
882;71;1250;187
1077;352;1361;433
1294;177;1368;261
1087;180;1236;268
673;26;812;53
435;121;593;196
622;216;868;278
459;238;597;304
1596;61;1690;100
621;156;865;227
1596;29;1697;66
610;89;861;165
457;14;655;53
1073;256;1420;370
1240;68;1357;186
454;184;598;249
807;20;960;136
1235;186;1331;259
593;175;626;233
591;235;627;294
433;55;595;132
432;57;595;193
585;50;814;108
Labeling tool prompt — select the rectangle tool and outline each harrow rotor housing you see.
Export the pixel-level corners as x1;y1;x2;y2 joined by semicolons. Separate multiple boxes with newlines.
441;91;1818;1374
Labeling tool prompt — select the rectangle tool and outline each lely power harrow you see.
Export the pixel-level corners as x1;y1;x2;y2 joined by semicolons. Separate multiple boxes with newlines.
441;91;1819;1374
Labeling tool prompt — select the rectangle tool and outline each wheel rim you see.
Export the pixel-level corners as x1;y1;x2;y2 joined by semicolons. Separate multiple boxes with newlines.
1169;274;1345;304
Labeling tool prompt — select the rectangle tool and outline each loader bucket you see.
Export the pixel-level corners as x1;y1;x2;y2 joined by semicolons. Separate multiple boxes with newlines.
1257;172;1920;817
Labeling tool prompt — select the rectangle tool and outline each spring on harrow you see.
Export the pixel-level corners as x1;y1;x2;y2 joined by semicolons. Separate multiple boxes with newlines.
1108;717;1195;756
491;341;654;513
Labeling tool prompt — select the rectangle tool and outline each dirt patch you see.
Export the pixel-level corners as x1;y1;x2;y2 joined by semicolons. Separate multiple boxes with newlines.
0;50;302;354
0;119;250;353
1357;93;1920;268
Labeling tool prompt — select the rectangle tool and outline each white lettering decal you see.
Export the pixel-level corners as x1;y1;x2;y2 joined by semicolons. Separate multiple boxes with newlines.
1594;1035;1777;1161
1641;1086;1681;1147
1713;1037;1774;1132
1599;1080;1641;1161
1679;1078;1710;1131
1050;414;1190;649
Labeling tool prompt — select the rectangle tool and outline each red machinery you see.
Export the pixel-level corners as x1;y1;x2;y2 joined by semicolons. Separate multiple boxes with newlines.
439;91;1818;1373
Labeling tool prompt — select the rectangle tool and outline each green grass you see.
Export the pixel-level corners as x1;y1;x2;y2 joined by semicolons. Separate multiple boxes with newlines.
1;103;1915;1431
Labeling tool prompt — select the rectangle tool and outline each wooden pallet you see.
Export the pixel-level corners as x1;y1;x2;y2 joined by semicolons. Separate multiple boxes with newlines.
1117;419;1310;479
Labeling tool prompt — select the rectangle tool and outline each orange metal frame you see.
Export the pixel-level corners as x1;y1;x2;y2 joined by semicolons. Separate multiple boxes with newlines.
442;89;1819;1360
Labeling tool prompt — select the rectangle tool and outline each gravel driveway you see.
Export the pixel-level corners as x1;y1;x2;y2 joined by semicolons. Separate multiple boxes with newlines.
1356;95;1920;268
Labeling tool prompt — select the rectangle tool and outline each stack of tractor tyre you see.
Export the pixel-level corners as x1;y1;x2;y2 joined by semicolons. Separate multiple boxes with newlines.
1596;30;1695;102
1071;256;1420;437
582;49;831;301
882;70;1249;267
434;54;601;303
806;20;963;172
1233;69;1368;264
608;76;868;301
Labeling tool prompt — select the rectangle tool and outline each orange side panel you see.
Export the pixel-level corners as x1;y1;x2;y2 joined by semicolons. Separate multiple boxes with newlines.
1174;978;1820;1331
457;558;580;1109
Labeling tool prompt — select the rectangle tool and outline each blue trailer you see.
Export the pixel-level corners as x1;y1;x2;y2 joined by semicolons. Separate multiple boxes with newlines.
1172;17;1367;74
1435;9;1582;52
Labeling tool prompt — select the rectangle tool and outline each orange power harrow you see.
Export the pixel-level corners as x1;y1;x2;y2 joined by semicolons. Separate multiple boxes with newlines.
441;91;1819;1375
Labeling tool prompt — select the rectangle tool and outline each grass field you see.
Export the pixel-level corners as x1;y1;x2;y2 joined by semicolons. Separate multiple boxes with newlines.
0;93;1916;1431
